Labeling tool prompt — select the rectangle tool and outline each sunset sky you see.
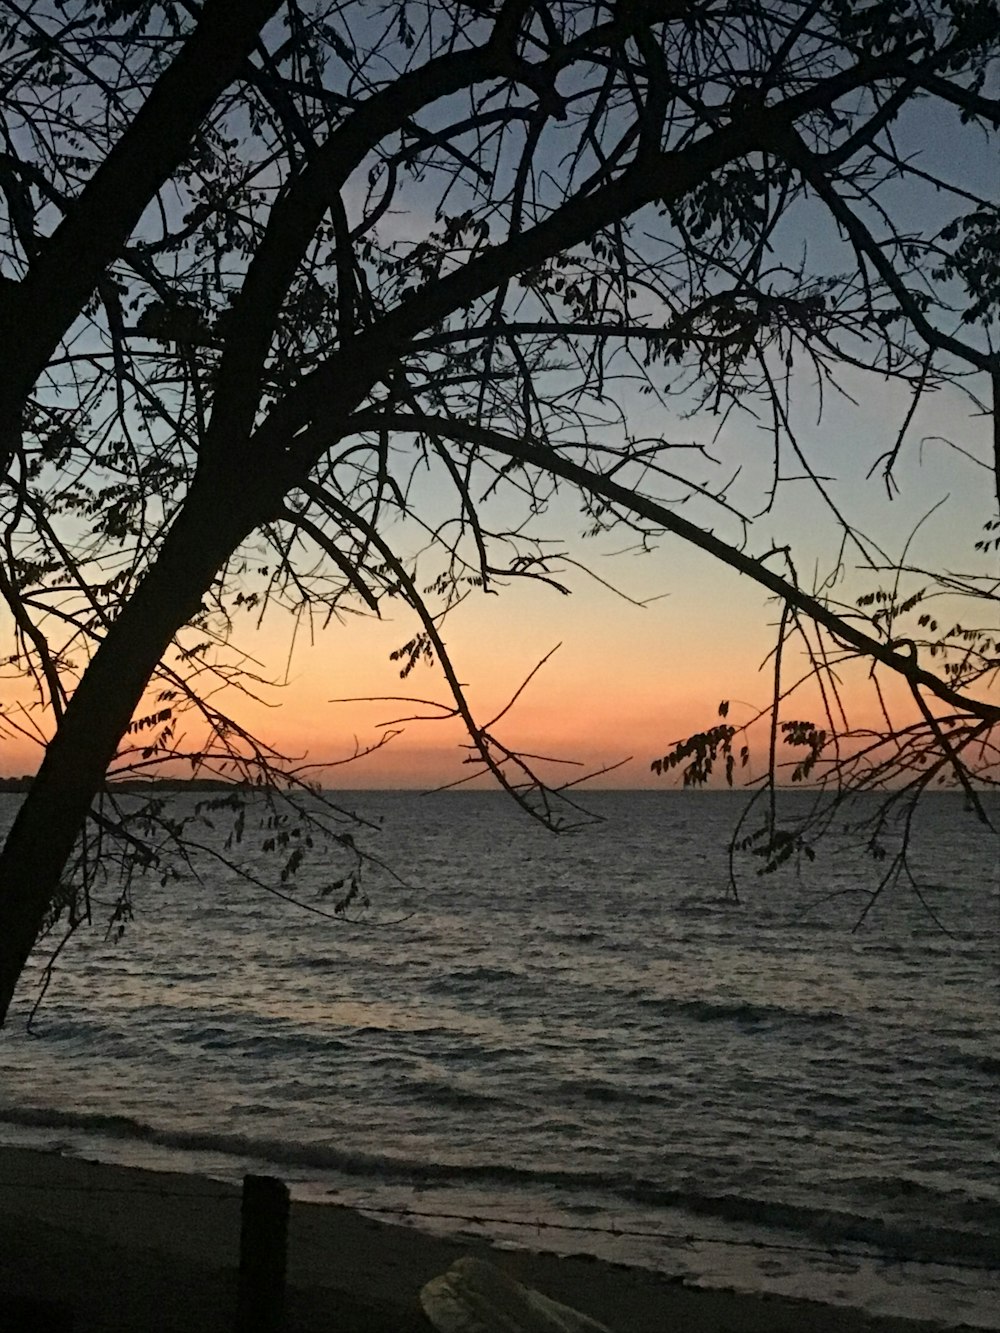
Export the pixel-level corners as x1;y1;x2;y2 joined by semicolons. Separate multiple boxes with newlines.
0;353;986;790
205;100;988;789
180;110;1000;791
0;330;989;790
138;369;996;788
0;83;993;792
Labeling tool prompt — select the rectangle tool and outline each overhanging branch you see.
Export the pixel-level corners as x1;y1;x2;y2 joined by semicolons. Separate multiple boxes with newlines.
347;408;1000;726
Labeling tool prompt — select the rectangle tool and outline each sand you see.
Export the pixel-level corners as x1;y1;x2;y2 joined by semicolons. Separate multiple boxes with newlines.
0;1146;968;1332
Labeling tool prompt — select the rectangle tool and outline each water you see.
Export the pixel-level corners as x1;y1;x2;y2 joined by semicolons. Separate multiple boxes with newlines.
1;790;997;1326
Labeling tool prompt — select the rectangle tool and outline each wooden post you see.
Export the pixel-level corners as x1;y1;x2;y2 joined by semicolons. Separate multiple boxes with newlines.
235;1173;290;1333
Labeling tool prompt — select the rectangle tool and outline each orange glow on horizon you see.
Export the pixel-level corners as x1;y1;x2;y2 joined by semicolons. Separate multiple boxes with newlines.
3;534;988;790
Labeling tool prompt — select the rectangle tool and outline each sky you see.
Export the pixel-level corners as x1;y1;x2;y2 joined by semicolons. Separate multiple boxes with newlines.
241;94;995;791
0;23;995;790
90;366;986;792
0;328;990;789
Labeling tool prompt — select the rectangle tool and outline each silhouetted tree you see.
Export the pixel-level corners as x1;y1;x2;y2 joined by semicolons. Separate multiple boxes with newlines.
1;0;998;1022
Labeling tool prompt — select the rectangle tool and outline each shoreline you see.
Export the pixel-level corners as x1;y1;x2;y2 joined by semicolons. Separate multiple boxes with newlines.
0;1146;987;1332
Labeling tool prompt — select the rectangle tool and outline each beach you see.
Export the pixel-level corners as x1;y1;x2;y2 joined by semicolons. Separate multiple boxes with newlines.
0;1146;978;1332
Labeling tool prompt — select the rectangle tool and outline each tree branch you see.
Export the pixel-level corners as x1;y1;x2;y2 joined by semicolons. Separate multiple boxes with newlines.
347;408;1000;725
0;0;282;420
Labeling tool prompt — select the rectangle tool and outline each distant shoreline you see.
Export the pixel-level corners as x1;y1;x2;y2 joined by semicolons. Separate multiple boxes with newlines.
0;776;242;794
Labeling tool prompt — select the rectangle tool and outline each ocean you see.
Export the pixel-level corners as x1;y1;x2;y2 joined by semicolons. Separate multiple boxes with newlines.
0;790;997;1326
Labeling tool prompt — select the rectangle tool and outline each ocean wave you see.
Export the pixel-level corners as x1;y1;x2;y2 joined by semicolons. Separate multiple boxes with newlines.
611;1179;1000;1266
2;1104;995;1268
0;1104;608;1190
838;1174;1000;1226
552;1077;664;1106
427;964;530;996
405;1078;509;1111
944;1049;1000;1078
637;995;844;1028
28;1009;358;1060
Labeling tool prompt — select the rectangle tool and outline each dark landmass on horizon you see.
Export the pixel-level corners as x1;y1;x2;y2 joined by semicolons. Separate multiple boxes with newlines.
0;777;982;795
0;775;242;794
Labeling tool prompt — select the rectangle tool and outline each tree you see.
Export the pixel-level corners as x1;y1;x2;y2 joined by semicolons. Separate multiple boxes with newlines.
1;0;998;1024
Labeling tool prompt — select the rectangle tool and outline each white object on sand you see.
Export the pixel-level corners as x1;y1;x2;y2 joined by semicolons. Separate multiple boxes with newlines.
420;1256;616;1333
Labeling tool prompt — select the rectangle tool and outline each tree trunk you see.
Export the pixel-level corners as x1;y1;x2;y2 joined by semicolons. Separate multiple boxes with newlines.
0;483;257;1024
0;0;282;481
